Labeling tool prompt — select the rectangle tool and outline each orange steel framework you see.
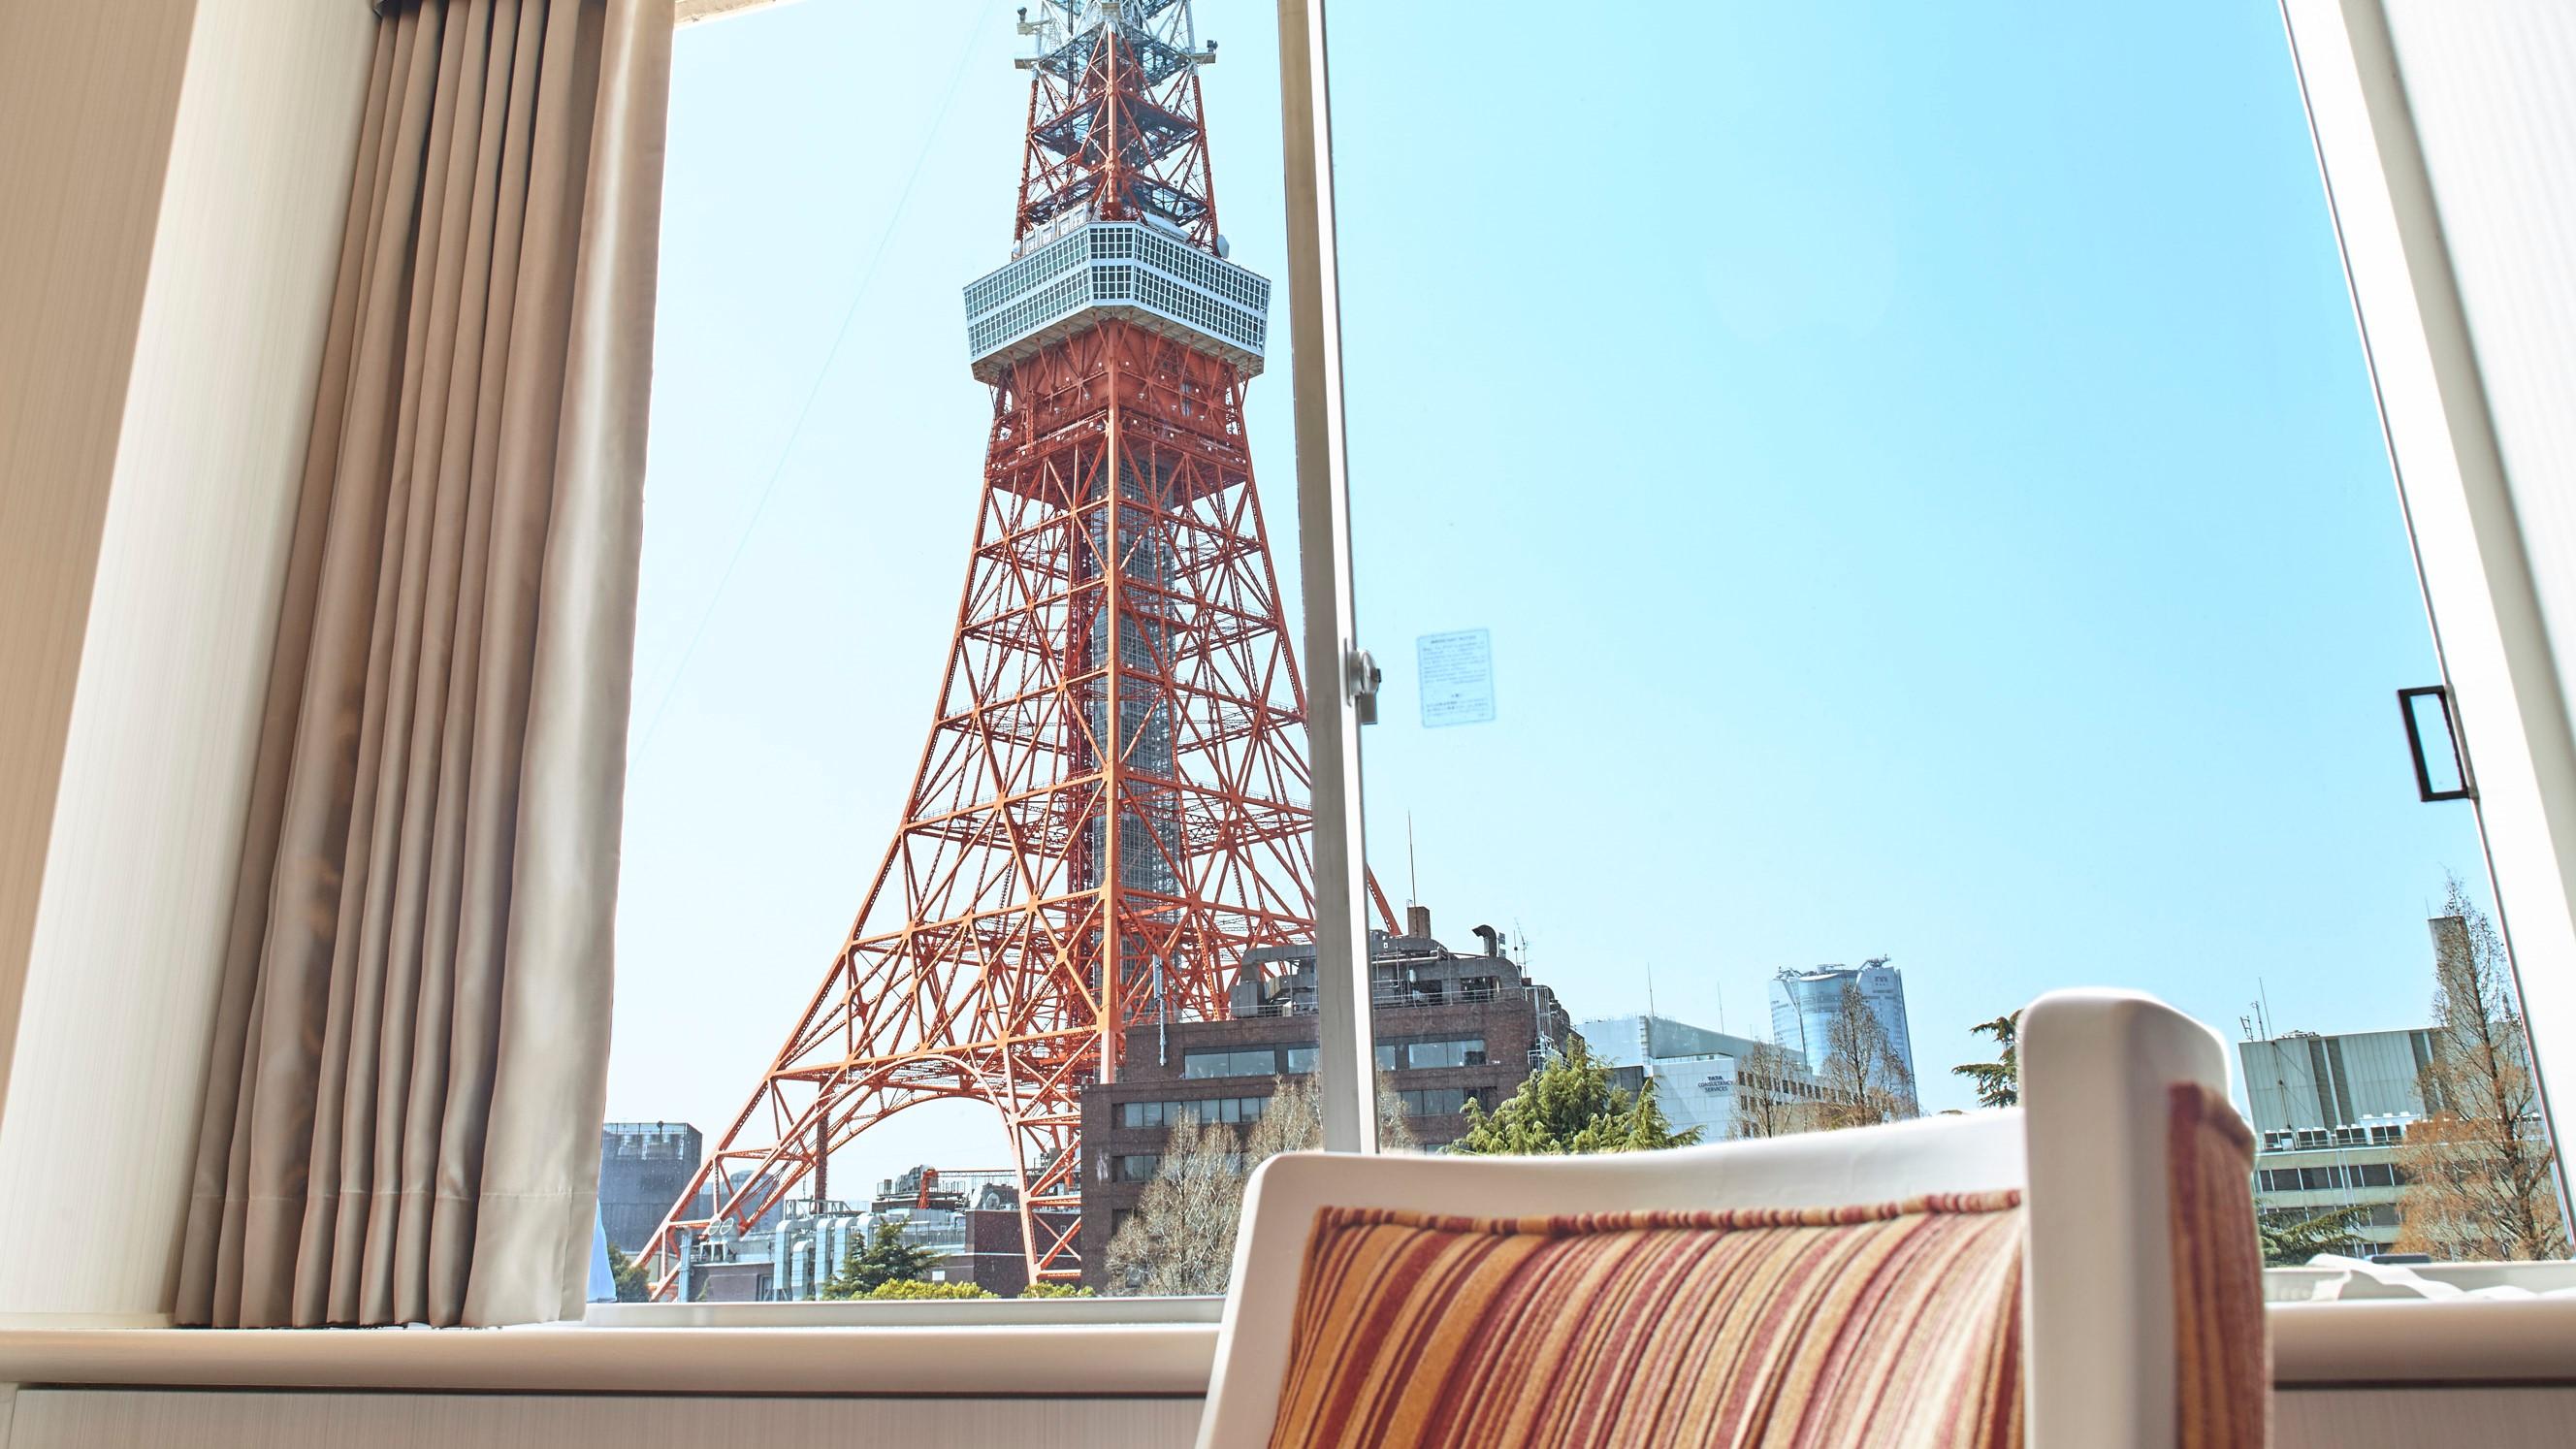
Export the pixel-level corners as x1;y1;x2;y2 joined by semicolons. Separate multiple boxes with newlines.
643;0;1387;1296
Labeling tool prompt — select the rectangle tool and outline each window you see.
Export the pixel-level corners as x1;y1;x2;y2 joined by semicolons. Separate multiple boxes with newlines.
1396;1087;1483;1117
1119;1096;1269;1129
605;0;2570;1316
1322;0;2558;1267
1182;1046;1311;1081
1372;1036;1488;1072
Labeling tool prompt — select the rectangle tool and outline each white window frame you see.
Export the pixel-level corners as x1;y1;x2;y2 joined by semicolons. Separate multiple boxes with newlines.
2276;0;2576;1201
1274;0;1380;1158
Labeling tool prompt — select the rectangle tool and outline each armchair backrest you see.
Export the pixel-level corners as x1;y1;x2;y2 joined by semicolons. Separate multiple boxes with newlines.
1196;988;2244;1448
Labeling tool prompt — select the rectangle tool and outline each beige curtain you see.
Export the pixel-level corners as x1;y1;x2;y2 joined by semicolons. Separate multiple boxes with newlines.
177;0;669;1329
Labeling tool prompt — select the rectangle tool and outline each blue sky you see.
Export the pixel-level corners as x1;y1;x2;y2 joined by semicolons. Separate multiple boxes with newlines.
610;0;2488;1187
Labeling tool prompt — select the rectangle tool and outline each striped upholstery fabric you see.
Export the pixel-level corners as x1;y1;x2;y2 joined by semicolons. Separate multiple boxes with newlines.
2169;1082;2269;1447
1265;1193;2027;1449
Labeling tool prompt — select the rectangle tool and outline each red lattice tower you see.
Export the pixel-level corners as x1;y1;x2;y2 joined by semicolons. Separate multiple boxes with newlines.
645;0;1384;1294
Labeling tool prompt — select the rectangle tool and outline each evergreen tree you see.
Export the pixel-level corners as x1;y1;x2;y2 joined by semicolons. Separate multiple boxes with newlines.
2259;1205;2369;1268
865;1279;993;1300
821;1217;943;1300
1951;1011;2022;1111
1448;1041;1702;1156
604;1242;652;1303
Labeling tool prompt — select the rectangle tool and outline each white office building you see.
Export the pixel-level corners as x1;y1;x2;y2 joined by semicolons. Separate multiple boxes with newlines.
2238;1026;2437;1258
1578;1014;1842;1143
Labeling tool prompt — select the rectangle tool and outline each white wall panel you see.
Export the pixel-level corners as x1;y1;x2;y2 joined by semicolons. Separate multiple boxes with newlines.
0;0;373;1318
0;0;201;1164
3;1392;1201;1449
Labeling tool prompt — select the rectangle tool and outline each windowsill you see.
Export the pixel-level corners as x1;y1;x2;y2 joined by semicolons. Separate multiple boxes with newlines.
0;1317;1217;1397
3;1300;2571;1397
580;1295;1225;1329
2272;1298;2576;1386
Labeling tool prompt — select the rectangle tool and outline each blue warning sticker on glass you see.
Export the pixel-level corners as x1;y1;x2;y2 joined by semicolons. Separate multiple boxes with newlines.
1417;628;1496;728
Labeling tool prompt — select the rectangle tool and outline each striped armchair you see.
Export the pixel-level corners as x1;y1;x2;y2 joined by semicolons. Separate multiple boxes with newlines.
1197;989;2267;1448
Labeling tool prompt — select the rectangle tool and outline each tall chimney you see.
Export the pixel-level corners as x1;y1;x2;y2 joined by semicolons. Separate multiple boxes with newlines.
1405;904;1433;940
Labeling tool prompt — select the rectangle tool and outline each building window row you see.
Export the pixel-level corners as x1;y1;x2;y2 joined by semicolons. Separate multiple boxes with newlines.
1113;1149;1251;1183
1737;1072;1834;1103
1374;1035;1489;1071
2260;1123;2409;1152
1177;1034;1492;1082
1118;1095;1269;1129
1180;1044;1317;1079
2256;1163;2407;1192
1396;1086;1488;1116
2260;1202;2401;1230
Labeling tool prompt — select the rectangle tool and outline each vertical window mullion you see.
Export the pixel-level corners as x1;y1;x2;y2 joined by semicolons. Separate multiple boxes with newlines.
1275;0;1377;1156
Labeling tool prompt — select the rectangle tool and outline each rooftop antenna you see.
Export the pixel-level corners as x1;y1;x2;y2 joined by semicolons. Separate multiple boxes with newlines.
1718;981;1726;1035
1405;812;1419;911
1646;961;1658;1023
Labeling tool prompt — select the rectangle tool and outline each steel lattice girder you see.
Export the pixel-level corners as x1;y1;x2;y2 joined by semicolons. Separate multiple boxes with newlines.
641;2;1397;1301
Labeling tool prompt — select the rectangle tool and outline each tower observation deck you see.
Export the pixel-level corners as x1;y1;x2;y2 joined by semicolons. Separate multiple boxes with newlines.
643;0;1384;1296
964;218;1269;382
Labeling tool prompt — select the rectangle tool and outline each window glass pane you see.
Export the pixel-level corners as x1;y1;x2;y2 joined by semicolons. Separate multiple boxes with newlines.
1327;0;2560;1263
606;2;1364;1304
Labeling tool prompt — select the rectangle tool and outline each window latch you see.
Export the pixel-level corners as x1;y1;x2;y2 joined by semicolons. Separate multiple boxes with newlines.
1345;646;1382;726
2398;685;2475;802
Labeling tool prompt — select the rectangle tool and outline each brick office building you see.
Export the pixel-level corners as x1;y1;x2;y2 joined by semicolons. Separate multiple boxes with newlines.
1077;911;1576;1285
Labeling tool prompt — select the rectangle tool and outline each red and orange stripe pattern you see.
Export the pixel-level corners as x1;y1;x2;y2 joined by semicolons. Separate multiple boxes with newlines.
1265;1194;2028;1448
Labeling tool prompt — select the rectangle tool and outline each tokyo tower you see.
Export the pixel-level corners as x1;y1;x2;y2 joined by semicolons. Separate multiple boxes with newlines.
646;0;1376;1292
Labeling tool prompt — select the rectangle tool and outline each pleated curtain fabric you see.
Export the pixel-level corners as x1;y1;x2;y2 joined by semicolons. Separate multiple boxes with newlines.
177;0;670;1328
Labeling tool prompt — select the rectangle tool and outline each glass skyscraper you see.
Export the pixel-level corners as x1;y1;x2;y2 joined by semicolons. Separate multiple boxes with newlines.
1768;960;1916;1088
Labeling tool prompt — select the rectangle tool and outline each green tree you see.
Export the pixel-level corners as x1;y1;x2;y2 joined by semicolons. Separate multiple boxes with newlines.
865;1279;993;1300
1951;1011;2022;1111
2259;1205;2369;1268
1449;1041;1702;1156
821;1218;943;1300
603;1243;652;1303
